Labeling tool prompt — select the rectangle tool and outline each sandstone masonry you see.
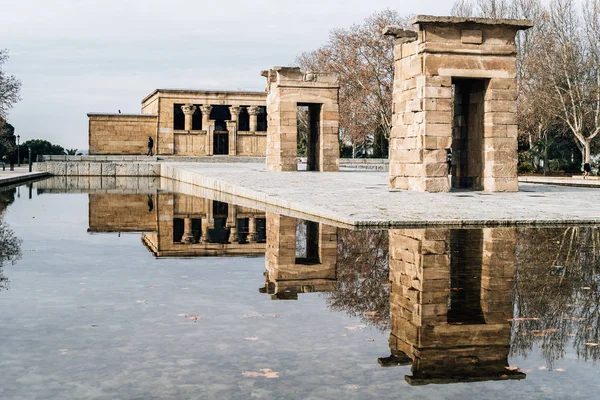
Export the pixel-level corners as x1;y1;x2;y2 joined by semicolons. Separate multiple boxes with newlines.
386;16;533;192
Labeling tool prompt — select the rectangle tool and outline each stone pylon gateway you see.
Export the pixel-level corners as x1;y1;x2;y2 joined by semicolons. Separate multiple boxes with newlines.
262;67;340;172
385;16;533;192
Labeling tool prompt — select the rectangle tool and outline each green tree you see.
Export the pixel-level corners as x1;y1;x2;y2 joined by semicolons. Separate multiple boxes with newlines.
0;49;21;122
21;139;65;162
0;121;17;157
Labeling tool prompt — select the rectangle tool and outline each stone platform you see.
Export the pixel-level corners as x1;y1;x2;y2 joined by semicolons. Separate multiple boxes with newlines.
160;162;600;227
0;168;49;188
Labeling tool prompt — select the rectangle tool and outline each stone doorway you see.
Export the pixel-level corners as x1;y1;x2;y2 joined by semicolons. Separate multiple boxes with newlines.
213;132;229;155
451;78;487;190
297;103;322;171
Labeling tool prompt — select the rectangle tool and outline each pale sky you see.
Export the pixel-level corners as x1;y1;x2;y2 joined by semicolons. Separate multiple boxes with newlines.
2;0;453;150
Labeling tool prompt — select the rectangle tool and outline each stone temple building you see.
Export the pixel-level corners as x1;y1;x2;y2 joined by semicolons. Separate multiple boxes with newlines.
88;89;268;156
386;16;533;192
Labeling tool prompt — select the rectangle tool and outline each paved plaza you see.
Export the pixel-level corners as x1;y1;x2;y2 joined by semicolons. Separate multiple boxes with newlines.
161;162;600;227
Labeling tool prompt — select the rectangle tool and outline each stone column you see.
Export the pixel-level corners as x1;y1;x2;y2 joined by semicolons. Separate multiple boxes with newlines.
181;217;195;244
229;106;241;124
200;105;212;129
200;219;209;243
248;106;260;132
181;104;196;131
227;206;238;243
248;217;257;243
201;105;213;156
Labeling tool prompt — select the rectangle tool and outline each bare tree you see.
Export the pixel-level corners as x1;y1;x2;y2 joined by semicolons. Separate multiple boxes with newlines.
297;10;409;156
451;0;476;16
0;49;21;124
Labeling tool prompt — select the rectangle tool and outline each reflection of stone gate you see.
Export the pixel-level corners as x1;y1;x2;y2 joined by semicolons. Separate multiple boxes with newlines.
386;16;532;192
382;227;525;385
260;213;337;299
262;67;340;172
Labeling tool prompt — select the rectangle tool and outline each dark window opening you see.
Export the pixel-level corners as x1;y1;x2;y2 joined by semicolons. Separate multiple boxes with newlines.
173;218;184;243
295;220;320;265
209;217;229;244
256;218;267;243
173;104;185;130
448;229;485;324
213;131;229;155
238;106;250;131
257;106;268;132
210;105;231;132
191;218;202;242
236;218;249;244
192;105;203;130
451;78;488;190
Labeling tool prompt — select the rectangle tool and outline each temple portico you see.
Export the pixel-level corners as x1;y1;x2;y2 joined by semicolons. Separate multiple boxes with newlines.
89;90;268;157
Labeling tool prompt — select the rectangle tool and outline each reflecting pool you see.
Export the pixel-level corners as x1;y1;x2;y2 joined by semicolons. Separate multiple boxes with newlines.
1;180;600;399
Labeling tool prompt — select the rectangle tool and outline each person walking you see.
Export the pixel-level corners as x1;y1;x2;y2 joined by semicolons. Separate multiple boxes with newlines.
147;136;154;156
1;155;6;171
583;162;592;179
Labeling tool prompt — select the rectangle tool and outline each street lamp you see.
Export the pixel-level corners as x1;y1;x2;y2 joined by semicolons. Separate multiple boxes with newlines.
16;135;20;167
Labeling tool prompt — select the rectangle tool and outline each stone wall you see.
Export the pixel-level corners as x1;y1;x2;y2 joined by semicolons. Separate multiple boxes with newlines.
89;194;157;232
263;67;340;172
88;113;157;155
386;16;532;192
34;161;161;176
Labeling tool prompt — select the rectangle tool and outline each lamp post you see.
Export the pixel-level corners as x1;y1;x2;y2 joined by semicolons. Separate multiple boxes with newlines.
16;135;20;167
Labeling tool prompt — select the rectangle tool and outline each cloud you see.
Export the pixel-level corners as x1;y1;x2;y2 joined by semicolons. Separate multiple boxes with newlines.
2;0;451;149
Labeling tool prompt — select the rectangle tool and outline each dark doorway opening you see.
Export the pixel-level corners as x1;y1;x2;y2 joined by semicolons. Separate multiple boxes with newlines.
448;229;485;324
295;220;320;265
214;132;229;155
297;103;321;171
451;79;488;190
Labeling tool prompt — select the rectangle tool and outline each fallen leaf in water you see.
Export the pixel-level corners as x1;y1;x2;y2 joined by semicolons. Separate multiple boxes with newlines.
245;337;259;341
344;385;360;391
240;313;260;319
242;368;279;379
367;338;375;342
266;314;280;318
345;325;367;332
186;314;201;322
177;313;187;317
340;334;347;337
555;368;566;372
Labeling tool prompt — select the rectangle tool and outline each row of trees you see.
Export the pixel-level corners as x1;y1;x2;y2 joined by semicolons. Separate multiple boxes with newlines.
297;1;600;171
453;0;600;172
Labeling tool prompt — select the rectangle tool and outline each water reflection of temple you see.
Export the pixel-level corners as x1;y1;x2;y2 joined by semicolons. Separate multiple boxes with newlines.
381;228;525;385
259;214;337;300
88;193;266;257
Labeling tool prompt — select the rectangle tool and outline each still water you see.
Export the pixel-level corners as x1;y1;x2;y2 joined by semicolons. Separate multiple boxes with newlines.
1;181;600;399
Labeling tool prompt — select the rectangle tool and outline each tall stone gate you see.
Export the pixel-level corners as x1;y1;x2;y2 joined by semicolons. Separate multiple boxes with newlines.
386;16;533;192
262;67;340;172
